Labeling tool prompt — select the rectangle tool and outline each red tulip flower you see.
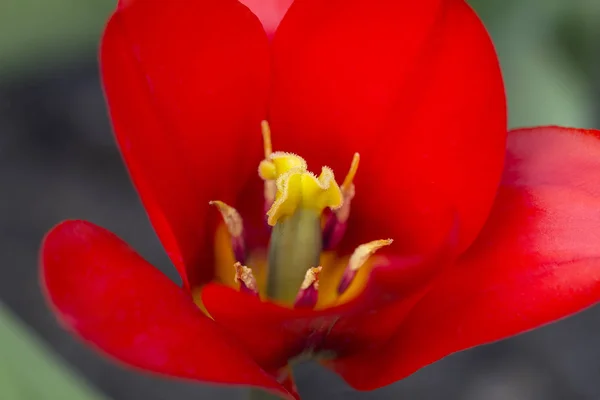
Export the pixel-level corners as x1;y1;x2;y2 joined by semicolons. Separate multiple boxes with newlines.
41;0;600;399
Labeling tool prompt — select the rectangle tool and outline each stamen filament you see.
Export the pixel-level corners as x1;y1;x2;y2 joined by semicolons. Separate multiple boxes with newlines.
294;266;322;309
322;214;348;251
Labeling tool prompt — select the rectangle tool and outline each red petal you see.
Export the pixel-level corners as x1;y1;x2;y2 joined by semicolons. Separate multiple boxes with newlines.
238;0;294;37
202;284;313;372
328;127;600;390
269;0;506;256
41;220;292;398
101;0;270;289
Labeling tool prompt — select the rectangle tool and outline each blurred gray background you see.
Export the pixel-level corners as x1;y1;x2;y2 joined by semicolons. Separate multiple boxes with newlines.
1;0;600;399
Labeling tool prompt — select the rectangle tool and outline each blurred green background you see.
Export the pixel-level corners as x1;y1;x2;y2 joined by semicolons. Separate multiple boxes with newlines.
1;1;599;400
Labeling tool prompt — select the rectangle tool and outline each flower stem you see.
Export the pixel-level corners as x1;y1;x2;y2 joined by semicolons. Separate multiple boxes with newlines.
248;388;284;400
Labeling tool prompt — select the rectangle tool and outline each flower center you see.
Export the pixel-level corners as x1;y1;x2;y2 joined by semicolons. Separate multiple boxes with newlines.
209;121;392;308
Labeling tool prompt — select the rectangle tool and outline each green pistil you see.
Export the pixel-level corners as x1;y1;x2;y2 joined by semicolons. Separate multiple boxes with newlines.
267;208;322;304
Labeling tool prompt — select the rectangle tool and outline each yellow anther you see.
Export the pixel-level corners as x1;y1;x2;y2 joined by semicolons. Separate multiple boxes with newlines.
261;120;272;159
300;266;322;291
341;152;360;192
234;262;258;293
266;166;343;226
348;239;393;272
209;200;243;237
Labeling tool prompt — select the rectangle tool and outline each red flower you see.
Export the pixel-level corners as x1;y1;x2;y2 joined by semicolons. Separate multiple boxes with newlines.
40;0;600;399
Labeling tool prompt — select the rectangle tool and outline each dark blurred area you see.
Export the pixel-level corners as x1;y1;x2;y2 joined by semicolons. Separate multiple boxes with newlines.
1;1;600;399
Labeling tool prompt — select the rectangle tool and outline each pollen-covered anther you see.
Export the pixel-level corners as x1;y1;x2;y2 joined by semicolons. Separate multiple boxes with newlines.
338;239;394;294
294;266;322;309
209;200;245;263
233;262;258;296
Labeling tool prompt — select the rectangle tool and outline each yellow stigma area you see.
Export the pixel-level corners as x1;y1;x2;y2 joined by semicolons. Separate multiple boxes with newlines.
258;122;343;226
264;159;343;226
258;152;307;181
